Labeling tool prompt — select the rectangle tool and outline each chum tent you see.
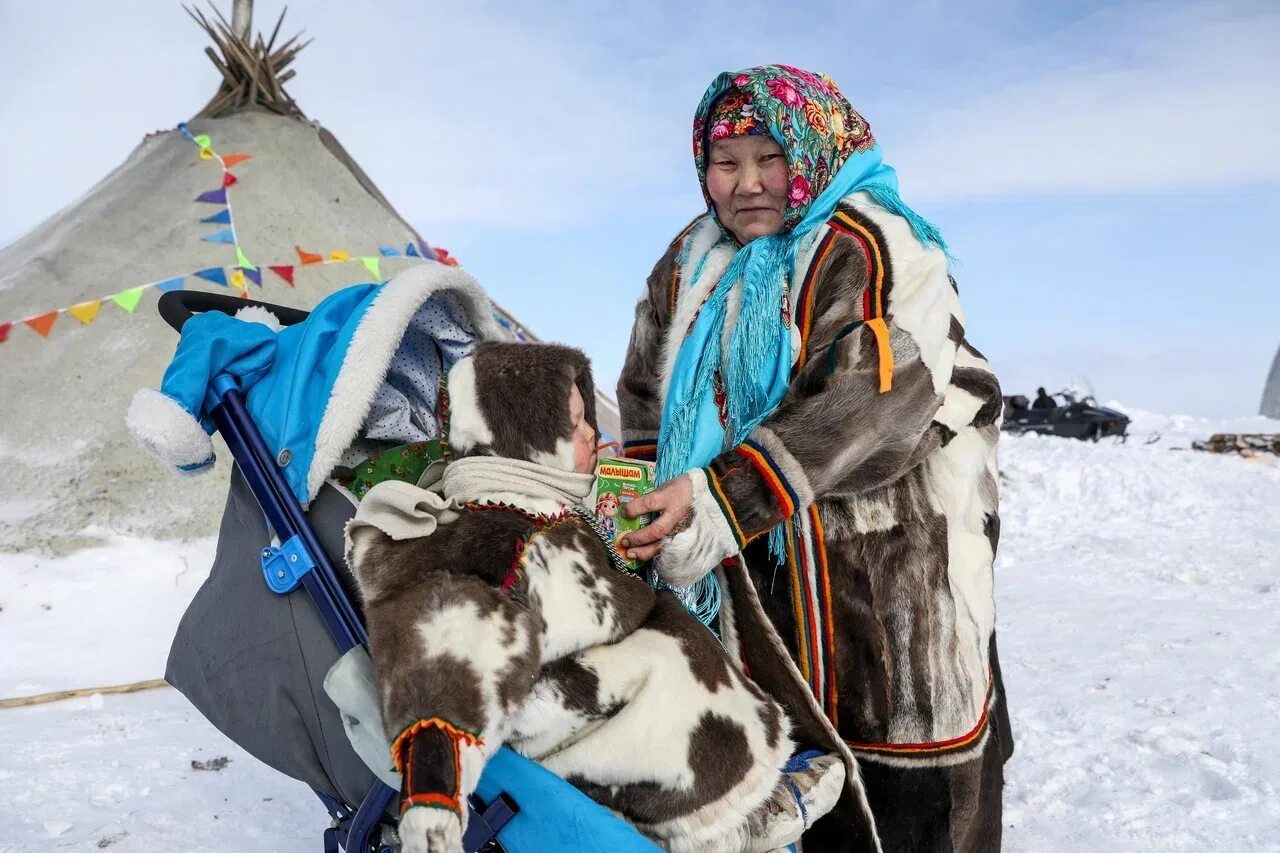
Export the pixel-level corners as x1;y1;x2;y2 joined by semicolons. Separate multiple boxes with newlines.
0;5;618;552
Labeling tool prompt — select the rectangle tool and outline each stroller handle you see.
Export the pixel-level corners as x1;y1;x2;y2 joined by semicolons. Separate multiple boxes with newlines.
158;289;310;333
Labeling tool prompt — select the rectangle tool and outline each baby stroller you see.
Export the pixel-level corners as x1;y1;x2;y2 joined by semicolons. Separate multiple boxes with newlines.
140;264;659;852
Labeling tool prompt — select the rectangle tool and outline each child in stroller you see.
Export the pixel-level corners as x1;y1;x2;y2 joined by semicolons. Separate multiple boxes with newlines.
347;342;844;853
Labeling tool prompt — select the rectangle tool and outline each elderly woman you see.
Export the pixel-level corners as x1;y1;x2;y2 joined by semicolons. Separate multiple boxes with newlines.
617;65;1013;851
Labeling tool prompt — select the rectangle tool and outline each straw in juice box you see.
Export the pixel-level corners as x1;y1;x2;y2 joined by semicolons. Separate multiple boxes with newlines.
592;457;656;570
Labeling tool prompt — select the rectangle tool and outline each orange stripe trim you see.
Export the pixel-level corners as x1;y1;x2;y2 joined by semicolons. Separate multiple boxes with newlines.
834;212;887;319
795;230;838;372
847;671;994;755
786;523;812;683
401;793;461;814
810;505;839;725
736;444;796;518
705;467;747;545
865;317;894;393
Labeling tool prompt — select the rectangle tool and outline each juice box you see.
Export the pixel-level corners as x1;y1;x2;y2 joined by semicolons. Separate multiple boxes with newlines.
592;457;656;570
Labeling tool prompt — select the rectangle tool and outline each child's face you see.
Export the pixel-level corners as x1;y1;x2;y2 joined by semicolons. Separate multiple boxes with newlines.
569;384;597;474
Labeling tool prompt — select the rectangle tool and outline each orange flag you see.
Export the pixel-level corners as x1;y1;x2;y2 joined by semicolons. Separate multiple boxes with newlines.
68;300;102;324
221;153;252;167
25;311;58;337
295;245;324;265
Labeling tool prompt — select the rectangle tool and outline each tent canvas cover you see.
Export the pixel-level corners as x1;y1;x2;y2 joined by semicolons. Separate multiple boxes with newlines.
0;6;617;553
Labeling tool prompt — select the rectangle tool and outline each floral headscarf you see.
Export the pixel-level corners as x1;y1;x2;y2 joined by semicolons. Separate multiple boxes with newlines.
693;65;876;230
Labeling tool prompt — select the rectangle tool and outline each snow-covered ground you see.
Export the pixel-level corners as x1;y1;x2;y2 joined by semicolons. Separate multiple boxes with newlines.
1;414;1278;851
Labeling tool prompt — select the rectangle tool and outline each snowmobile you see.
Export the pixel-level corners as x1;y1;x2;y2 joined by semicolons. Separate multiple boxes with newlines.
1001;389;1130;441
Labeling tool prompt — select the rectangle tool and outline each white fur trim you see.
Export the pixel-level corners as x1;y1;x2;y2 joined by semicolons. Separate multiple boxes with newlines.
125;388;215;473
232;305;283;332
659;217;730;403
441;358;493;455
653;469;739;589
307;263;503;501
398;805;463;853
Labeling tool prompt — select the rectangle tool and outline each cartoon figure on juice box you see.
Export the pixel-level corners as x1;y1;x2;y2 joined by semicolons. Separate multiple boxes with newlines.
592;458;655;570
595;491;621;537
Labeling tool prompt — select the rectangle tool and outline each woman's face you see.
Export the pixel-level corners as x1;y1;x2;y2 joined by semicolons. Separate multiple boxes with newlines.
705;135;789;244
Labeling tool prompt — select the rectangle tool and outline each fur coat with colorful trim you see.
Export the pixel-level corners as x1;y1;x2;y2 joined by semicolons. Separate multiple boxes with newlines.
346;342;869;853
619;195;1014;852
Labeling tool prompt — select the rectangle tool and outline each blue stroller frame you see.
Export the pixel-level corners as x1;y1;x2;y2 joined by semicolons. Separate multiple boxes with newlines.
159;289;520;852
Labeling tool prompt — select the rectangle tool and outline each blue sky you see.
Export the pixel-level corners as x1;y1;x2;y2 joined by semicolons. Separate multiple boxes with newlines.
2;0;1277;415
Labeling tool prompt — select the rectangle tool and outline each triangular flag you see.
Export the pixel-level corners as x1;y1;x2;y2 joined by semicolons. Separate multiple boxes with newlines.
25;311;58;337
111;287;147;314
178;123;193;141
201;208;231;225
379;245;400;257
68;300;102;324
195;267;229;287
235;247;254;269
229;269;247;291
193;134;212;149
417;241;435;259
329;250;351;262
405;242;421;258
295;246;324;265
268;265;295;286
155;277;184;293
196;188;227;204
202;229;235;244
222;172;238;188
220;153;252;168
361;257;381;278
199;147;215;160
244;267;262;286
0;322;11;343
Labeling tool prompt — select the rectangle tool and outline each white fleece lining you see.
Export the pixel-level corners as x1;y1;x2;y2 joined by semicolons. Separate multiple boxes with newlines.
306;264;503;501
126;388;215;472
232;305;283;332
653;468;739;589
659;217;730;403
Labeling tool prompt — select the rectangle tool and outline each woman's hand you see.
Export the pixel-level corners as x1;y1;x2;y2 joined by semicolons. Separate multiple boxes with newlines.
618;475;694;562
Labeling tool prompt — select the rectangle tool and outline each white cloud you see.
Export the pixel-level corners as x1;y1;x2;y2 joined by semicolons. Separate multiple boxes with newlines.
890;3;1280;202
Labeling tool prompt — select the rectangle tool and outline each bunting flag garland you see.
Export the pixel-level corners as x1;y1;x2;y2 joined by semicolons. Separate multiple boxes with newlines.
25;312;59;337
1;123;470;346
68;301;102;324
295;246;324;265
202;229;236;244
195;267;229;287
112;287;147;314
195;188;227;205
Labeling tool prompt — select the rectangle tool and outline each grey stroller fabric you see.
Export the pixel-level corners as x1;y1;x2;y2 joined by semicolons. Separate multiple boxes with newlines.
165;471;376;807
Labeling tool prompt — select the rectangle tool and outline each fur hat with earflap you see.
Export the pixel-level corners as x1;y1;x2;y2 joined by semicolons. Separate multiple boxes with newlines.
443;341;597;472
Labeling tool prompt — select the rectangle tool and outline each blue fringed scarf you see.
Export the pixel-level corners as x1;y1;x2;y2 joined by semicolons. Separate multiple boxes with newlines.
656;145;946;624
